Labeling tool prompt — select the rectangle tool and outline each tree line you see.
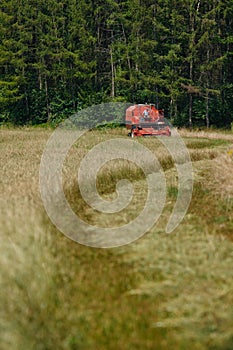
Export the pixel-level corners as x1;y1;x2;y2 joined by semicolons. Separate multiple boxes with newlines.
0;0;232;128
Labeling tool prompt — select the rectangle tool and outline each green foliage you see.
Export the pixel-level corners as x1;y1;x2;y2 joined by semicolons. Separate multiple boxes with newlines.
0;0;232;127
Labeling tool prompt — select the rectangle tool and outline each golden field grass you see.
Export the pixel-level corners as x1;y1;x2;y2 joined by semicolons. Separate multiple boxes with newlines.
0;126;233;350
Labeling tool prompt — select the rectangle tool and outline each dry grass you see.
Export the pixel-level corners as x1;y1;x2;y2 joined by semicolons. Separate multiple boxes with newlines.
0;127;233;350
178;128;233;142
213;151;233;201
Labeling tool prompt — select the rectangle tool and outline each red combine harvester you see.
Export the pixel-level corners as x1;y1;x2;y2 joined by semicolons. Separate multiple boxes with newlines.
125;104;171;137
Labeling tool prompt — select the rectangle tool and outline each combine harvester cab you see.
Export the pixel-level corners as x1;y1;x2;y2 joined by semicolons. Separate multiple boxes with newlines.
125;104;171;137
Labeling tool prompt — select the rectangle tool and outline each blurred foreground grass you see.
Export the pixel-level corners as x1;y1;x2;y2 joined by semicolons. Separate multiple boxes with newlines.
0;127;233;350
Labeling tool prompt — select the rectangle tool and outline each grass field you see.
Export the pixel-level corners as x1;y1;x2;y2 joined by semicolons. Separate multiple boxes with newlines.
1;126;233;350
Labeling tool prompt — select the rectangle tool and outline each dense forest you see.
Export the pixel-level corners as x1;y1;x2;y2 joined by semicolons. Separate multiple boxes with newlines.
0;0;232;128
